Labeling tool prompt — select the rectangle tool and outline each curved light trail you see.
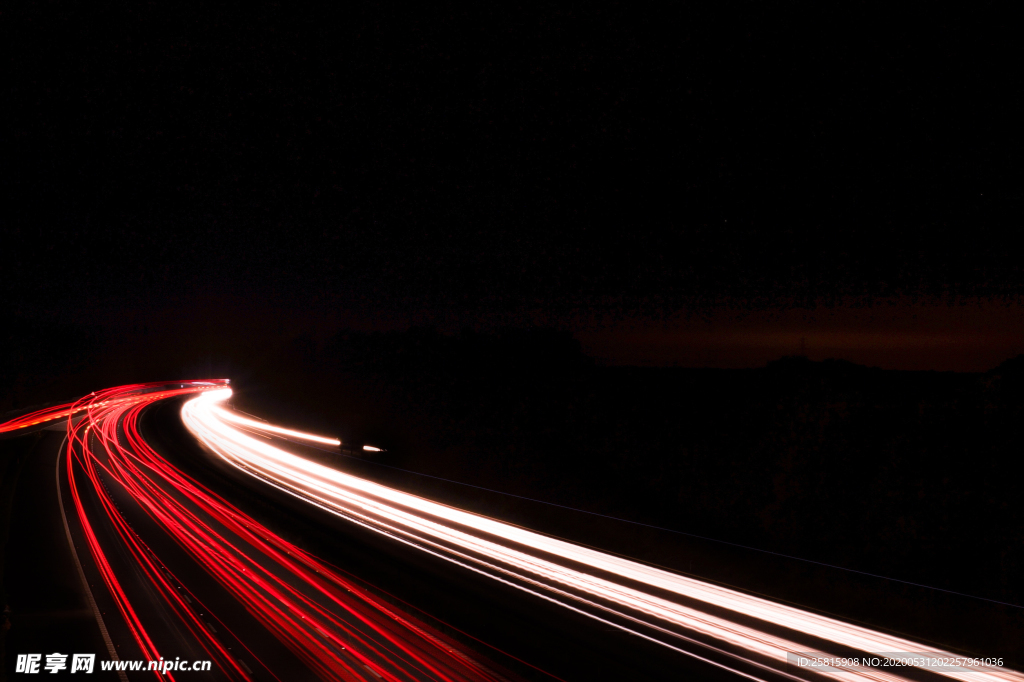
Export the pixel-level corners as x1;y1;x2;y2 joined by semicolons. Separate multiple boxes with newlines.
4;382;1019;681
4;382;535;682
1;399;85;433
182;388;1023;682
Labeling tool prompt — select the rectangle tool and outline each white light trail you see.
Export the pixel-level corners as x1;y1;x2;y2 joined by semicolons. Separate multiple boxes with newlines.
205;395;340;446
181;390;1022;682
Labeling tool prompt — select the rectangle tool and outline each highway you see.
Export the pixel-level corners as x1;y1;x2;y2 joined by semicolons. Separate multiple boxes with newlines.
3;381;1021;681
59;382;545;681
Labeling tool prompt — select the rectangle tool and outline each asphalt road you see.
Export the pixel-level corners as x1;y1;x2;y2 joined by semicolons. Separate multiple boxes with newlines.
4;430;111;678
6;382;720;679
140;396;733;682
7;385;1021;682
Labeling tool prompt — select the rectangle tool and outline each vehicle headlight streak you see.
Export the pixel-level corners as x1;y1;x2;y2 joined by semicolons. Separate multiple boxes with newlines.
206;404;342;446
184;389;1022;682
18;382;529;682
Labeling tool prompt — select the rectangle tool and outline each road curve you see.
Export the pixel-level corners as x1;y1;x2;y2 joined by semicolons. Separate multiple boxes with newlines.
182;388;1022;682
9;381;539;682
4;382;1020;682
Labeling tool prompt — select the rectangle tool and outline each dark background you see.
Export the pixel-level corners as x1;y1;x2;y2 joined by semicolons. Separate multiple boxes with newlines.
2;0;1022;669
4;3;1021;355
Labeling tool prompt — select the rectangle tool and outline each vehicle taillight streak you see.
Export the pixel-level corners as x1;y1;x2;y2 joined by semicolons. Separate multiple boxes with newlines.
5;382;524;682
6;382;1019;682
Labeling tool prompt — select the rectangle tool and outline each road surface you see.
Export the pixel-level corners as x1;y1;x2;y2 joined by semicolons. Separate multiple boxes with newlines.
3;382;1021;682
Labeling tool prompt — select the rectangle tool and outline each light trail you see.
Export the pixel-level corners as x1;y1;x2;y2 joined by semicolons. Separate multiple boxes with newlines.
4;382;533;682
207;404;341;446
0;382;234;433
0;400;85;432
183;388;1023;682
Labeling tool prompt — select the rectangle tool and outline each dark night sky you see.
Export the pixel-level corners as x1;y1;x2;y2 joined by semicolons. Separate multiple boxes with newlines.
4;3;1021;371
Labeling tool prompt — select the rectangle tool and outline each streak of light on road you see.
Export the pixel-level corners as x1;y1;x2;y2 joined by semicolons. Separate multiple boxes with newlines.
206;404;341;446
183;387;1024;682
4;382;532;682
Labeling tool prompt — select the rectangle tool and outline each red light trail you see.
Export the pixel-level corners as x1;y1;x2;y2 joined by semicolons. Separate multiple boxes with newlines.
0;400;85;433
5;382;537;682
5;381;1020;682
